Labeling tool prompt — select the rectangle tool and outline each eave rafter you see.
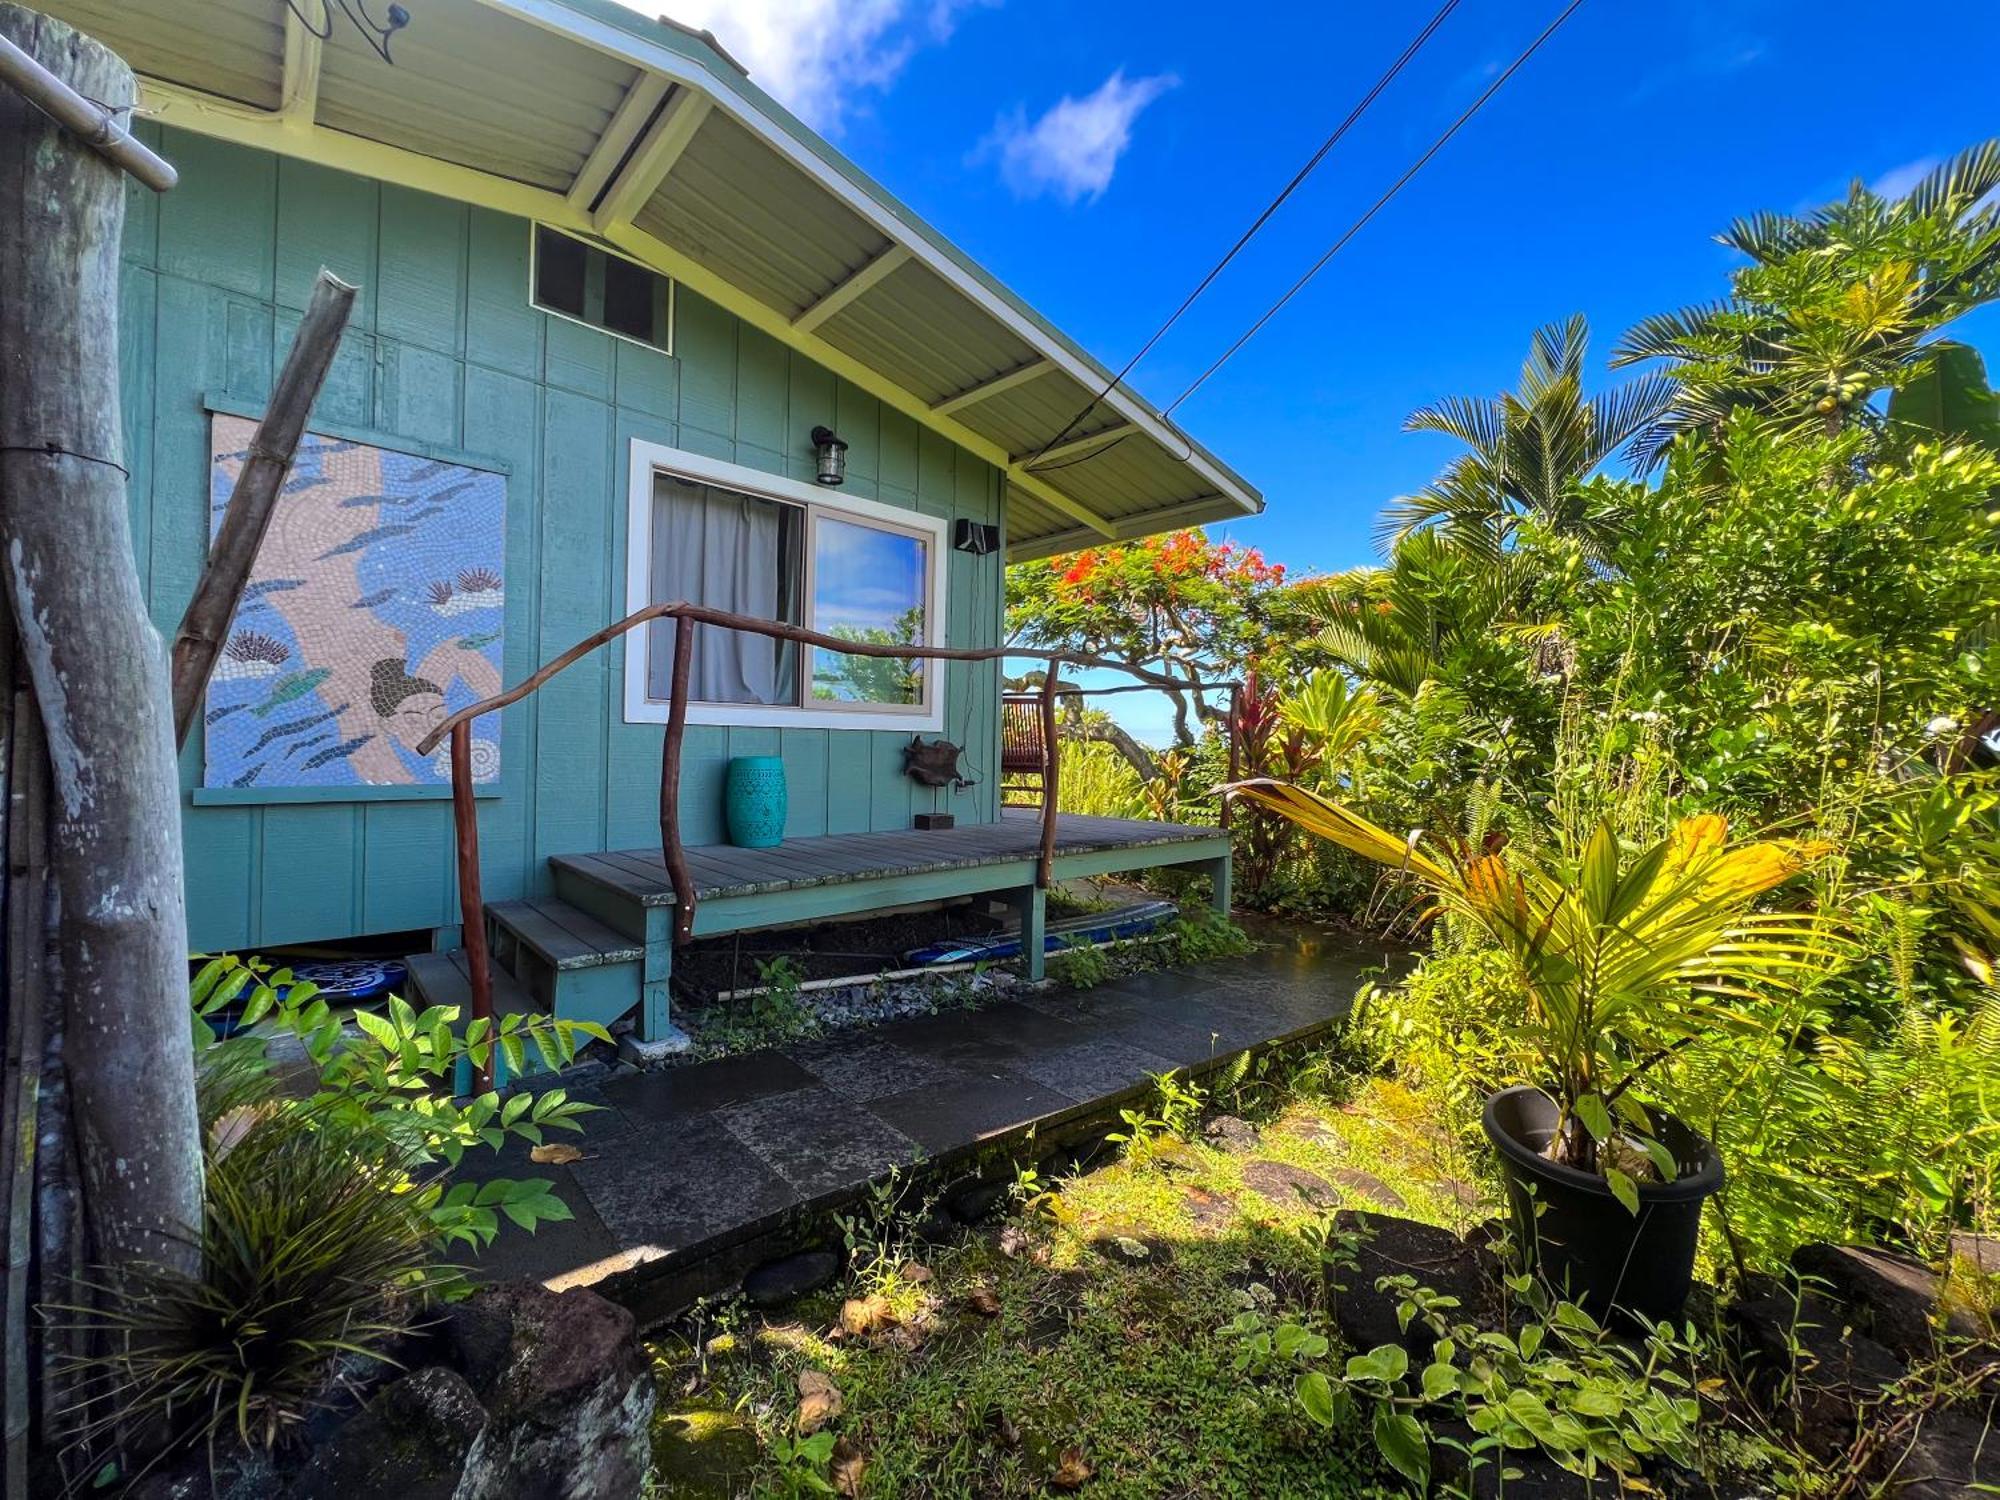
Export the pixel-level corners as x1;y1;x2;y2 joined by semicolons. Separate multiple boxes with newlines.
1014;420;1132;469
278;2;323;125
792;242;910;335
133;79;1120;543
930;358;1051;417
566;72;670;212
590;84;712;233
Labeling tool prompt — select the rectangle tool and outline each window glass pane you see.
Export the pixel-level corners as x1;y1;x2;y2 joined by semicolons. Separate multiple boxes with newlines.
809;516;927;706
602;254;656;343
533;226;586;320
647;476;802;705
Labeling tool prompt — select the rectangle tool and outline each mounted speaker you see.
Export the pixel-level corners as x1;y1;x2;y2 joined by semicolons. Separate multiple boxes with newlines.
953;519;1000;555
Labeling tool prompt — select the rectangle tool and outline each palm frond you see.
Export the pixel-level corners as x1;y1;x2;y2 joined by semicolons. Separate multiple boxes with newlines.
1589;371;1681;455
1610;302;1735;368
1719;210;1816;263
1404;394;1506;451
1527;313;1590;386
1901;139;2000;222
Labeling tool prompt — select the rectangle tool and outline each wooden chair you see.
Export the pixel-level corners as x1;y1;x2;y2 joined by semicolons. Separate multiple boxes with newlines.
999;694;1049;807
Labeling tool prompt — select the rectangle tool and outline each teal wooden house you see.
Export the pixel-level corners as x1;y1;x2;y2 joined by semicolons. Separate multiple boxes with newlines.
48;0;1262;1049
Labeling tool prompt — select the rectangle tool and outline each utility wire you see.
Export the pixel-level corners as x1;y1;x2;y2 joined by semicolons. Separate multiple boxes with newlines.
1018;0;1467;473
1162;0;1591;420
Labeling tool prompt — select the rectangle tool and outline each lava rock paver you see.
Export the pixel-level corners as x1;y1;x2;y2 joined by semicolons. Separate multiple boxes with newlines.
1239;1158;1339;1210
469;930;1390;1305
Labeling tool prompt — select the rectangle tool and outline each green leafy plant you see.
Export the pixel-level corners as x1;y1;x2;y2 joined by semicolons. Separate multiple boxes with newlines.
1045;934;1114;989
193;953;603;1244
1230;1253;1706;1491
1107;1070;1206;1162
1165;909;1254;965
764;1429;839;1497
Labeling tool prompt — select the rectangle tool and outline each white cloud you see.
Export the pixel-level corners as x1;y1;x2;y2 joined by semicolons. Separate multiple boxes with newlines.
658;0;995;132
975;69;1178;204
1871;156;1939;201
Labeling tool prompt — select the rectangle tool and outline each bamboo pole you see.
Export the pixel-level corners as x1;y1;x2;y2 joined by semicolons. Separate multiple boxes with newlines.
449;722;494;1093
171;268;356;747
659;615;696;945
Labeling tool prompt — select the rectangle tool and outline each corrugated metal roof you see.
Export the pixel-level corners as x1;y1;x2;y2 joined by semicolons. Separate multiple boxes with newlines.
319;0;634;191
40;0;1265;555
52;0;282;108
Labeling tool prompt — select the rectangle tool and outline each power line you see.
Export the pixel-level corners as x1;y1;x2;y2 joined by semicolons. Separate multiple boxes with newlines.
1018;0;1467;474
1162;0;1591;420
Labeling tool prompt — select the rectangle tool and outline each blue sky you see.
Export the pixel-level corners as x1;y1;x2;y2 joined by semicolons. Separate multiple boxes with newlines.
661;0;2000;744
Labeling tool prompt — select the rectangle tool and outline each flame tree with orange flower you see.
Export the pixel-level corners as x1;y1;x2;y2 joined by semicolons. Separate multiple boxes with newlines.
1006;528;1311;751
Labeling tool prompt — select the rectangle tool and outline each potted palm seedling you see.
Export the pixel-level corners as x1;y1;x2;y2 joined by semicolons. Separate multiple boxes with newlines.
1223;780;1830;1319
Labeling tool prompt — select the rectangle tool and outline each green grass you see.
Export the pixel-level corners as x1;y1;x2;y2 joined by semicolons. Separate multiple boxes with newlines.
648;1067;1502;1498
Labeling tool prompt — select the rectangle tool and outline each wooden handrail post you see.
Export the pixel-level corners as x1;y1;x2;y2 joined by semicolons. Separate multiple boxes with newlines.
450;721;494;1093
660;612;697;944
1222;682;1239;832
1037;655;1060;888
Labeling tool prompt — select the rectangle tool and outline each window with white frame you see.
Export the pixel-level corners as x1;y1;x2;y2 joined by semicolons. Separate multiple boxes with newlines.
623;441;947;730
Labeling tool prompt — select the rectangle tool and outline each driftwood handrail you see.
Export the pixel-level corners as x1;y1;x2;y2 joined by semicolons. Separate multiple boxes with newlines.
420;600;1238;1089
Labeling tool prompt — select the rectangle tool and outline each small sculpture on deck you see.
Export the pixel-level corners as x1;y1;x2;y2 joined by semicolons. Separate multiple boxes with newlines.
903;736;974;790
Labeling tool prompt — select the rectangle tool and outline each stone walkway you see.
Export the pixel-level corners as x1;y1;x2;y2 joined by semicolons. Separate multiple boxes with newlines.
465;922;1395;1322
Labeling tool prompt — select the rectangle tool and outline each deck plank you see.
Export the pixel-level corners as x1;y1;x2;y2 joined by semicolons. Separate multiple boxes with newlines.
555;813;1225;908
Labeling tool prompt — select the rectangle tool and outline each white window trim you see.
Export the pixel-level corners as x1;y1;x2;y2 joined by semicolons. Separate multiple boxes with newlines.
623;439;948;731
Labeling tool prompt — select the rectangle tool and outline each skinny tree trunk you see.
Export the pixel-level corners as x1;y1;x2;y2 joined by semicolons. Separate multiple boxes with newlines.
0;5;201;1275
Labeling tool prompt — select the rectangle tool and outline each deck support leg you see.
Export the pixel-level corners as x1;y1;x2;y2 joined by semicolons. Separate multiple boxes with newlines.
1014;884;1047;982
637;903;680;1046
1204;854;1233;918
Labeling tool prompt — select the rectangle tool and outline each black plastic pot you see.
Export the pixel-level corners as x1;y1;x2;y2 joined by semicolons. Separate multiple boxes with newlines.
1482;1085;1723;1324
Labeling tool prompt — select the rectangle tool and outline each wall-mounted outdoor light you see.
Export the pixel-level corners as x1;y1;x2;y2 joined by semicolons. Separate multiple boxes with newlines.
811;425;848;486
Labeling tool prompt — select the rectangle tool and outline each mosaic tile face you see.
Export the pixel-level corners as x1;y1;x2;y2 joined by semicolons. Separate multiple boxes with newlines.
202;414;506;790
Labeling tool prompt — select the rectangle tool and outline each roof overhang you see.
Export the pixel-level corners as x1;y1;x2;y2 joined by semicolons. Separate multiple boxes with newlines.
41;0;1264;558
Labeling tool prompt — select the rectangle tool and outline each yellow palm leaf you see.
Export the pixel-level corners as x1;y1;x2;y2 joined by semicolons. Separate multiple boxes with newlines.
1218;779;1449;882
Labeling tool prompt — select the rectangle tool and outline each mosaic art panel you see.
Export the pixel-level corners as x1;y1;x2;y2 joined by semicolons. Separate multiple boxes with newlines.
202;413;506;790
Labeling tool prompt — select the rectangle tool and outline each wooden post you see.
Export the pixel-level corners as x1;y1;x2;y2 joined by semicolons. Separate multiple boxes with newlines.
170;268;356;747
659;610;697;944
0;4;201;1276
449;722;494;1094
1222;683;1240;832
1037;656;1060;888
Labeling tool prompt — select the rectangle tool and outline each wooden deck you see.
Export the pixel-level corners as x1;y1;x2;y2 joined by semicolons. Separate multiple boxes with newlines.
549;809;1228;906
532;810;1232;1045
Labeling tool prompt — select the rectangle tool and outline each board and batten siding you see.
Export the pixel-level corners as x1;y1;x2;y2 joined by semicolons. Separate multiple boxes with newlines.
119;125;1005;952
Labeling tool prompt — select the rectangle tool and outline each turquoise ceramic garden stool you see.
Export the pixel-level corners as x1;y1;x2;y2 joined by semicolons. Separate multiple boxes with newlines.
725;755;787;848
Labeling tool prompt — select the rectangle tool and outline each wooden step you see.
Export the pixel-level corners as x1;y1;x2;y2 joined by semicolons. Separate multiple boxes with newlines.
405;948;540;1022
405;949;551;1086
482;897;645;1032
487;898;644;970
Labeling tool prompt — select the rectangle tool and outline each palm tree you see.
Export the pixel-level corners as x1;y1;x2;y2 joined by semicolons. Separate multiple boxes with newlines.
1377;314;1676;559
1294;531;1521;698
1613;141;2000;466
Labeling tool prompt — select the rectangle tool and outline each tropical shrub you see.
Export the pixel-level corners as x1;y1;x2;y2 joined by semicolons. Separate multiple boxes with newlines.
55;957;605;1474
1054;738;1147;820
